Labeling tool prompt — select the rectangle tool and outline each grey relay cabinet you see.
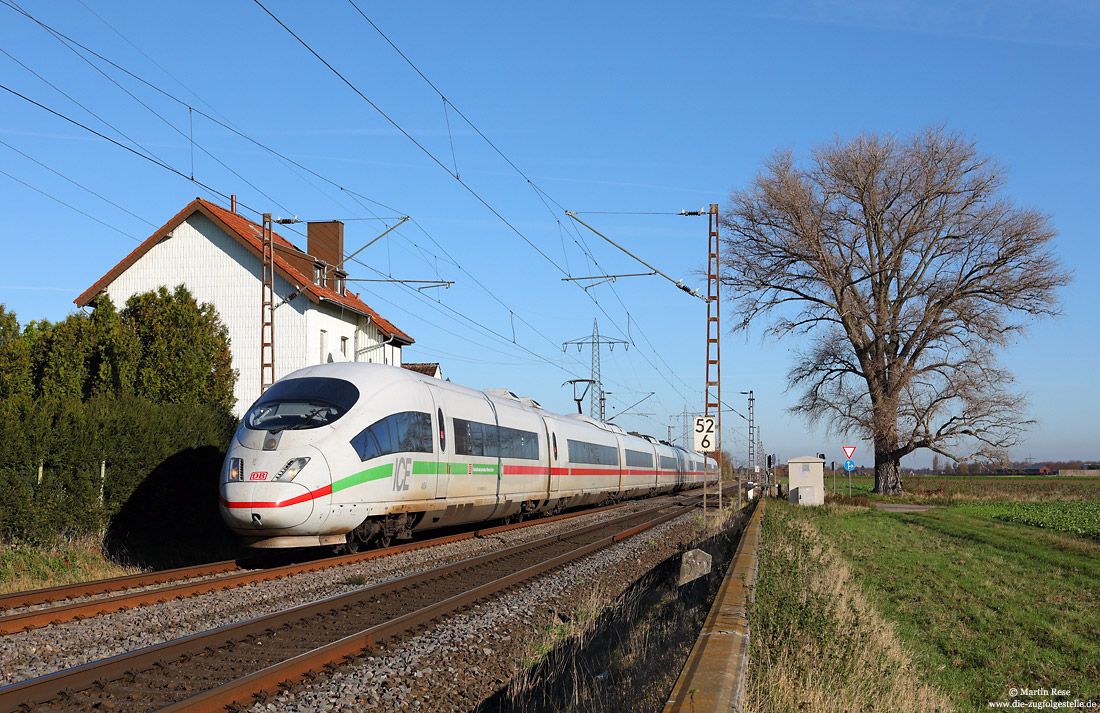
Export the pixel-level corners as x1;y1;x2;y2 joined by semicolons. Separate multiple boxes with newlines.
787;456;825;506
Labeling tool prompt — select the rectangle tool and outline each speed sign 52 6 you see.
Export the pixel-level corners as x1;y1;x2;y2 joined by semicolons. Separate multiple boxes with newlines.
693;415;716;453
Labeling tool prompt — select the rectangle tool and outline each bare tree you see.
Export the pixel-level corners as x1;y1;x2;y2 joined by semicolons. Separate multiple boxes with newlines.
720;126;1070;495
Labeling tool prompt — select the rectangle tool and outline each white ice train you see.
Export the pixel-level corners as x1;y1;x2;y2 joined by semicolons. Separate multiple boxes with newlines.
219;363;717;550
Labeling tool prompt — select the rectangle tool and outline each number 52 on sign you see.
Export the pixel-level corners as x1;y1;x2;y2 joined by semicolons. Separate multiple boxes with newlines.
694;415;716;452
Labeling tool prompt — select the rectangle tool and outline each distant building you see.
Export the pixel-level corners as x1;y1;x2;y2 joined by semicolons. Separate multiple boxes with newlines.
76;197;412;415
402;362;443;379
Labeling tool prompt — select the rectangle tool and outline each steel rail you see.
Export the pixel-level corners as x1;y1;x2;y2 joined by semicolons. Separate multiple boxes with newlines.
158;503;690;713
0;498;638;634
0;498;696;713
0;560;241;612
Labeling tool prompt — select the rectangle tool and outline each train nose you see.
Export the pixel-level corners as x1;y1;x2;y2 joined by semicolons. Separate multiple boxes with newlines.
219;447;328;532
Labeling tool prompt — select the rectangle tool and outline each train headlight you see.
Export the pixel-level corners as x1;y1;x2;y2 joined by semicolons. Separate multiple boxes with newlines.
225;457;244;482
275;457;311;482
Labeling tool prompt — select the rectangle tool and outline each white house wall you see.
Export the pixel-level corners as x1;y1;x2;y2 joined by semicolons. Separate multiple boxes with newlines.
352;317;402;367
100;213;308;416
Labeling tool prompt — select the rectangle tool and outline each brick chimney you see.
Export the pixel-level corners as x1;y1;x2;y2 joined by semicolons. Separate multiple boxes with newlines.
307;221;344;270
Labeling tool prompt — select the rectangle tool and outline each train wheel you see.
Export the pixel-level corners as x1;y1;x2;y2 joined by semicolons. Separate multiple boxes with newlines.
375;531;393;548
344;532;361;554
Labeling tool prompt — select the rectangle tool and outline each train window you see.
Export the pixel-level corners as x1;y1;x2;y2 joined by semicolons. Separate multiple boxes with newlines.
438;409;446;453
351;411;433;462
625;449;654;469
455;419;488;457
499;425;539;460
659;455;678;470
552;433;558;461
453;419;539;460
567;439;619;466
245;377;359;431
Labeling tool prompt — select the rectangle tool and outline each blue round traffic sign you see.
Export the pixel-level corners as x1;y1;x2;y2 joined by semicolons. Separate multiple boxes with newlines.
844;459;855;471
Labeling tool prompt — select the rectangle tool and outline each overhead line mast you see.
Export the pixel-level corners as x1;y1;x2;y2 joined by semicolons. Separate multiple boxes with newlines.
260;214;275;393
706;203;725;508
562;319;629;421
683;204;725;509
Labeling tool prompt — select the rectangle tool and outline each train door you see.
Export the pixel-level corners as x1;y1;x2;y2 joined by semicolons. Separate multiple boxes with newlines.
614;434;627;494
547;426;559;495
433;387;500;500
482;395;503;499
427;387;450;500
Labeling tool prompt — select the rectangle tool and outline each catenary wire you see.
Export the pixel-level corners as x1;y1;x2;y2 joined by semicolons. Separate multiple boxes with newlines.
338;6;703;407
0;167;141;242
5;0;692;412
252;0;570;278
0;138;156;228
1;4;593;382
0;46;167;167
290;4;702;420
4;4;702;435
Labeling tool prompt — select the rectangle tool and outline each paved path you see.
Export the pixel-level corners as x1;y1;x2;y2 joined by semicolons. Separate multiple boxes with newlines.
873;503;937;513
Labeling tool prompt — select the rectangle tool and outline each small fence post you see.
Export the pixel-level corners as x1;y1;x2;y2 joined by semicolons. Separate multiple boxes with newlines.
37;462;43;486
99;460;106;506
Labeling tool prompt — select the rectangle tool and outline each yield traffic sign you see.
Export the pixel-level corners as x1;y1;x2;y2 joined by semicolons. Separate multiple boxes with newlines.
842;446;856;460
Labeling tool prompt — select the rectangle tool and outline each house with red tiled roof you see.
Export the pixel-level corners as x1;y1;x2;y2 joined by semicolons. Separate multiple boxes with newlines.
76;197;413;416
402;362;443;379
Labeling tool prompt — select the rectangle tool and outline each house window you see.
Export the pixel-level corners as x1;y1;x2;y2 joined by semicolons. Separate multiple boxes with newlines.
340;336;348;357
320;330;328;363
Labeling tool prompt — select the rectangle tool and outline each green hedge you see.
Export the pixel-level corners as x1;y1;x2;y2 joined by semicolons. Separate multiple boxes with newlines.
0;393;236;550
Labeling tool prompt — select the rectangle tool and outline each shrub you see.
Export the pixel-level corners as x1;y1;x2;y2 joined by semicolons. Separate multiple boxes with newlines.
0;393;236;547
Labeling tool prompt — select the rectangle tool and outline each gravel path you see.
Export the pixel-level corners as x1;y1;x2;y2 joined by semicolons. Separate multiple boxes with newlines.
245;511;712;713
0;501;675;687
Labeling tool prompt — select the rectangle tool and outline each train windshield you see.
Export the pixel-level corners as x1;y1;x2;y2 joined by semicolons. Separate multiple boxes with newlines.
244;377;359;432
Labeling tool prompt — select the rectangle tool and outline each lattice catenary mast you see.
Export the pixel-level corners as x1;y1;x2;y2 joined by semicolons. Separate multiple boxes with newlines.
260;214;275;393
562;319;628;421
704;203;724;509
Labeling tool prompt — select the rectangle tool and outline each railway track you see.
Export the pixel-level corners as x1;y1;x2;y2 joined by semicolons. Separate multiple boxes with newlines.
0;499;645;635
0;496;696;713
0;561;242;613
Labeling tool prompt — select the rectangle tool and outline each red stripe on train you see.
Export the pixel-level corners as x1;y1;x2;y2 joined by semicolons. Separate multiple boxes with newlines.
220;484;332;509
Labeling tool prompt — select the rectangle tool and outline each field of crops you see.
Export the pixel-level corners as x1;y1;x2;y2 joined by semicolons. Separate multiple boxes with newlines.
787;474;1100;504
953;501;1100;540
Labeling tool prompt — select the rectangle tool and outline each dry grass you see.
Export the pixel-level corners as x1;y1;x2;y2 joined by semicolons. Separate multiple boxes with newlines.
0;536;140;595
482;504;749;713
745;501;954;713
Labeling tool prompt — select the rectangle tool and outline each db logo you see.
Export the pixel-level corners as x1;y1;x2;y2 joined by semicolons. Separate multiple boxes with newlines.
249;471;269;481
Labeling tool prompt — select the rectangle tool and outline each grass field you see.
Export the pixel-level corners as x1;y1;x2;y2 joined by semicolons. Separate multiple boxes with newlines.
0;538;139;595
954;501;1100;541
745;500;954;712
807;473;1100;505
810;504;1100;709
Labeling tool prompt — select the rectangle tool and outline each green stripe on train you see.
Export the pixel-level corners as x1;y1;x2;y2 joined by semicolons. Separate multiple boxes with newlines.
336;460;502;493
412;461;499;476
332;463;393;493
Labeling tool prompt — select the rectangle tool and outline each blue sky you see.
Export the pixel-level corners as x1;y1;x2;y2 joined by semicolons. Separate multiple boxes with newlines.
1;1;1096;468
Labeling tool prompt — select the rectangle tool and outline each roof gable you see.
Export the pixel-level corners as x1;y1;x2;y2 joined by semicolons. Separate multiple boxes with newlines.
75;198;412;344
